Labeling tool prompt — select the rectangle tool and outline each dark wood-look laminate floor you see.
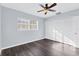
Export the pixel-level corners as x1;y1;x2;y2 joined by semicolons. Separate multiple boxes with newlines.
1;39;79;56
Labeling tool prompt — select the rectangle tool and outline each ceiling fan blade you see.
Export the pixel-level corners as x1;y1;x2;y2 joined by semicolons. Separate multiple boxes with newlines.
37;9;45;12
48;3;57;8
45;4;48;8
40;4;45;8
48;9;56;12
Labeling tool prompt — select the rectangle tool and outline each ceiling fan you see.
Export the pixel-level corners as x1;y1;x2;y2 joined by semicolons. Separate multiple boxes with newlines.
37;3;57;15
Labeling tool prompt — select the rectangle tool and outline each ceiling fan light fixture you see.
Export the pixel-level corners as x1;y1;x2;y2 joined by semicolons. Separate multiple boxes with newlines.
37;3;57;15
45;9;48;12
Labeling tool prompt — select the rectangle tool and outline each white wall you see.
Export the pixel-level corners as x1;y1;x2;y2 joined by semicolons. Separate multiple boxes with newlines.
0;5;2;55
1;6;45;49
45;9;79;48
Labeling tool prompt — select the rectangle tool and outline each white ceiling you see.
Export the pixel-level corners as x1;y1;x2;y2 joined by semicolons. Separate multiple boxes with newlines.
1;3;79;18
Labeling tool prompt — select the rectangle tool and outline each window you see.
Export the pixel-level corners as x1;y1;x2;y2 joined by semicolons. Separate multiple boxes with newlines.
30;20;38;30
17;18;38;31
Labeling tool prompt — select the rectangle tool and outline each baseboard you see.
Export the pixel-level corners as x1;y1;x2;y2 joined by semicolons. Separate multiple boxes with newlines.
1;38;44;50
48;38;79;49
1;38;79;50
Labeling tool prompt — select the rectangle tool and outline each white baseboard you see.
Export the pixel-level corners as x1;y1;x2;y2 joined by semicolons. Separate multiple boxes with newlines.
1;38;79;50
1;38;44;50
48;38;79;49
